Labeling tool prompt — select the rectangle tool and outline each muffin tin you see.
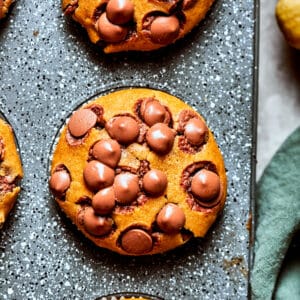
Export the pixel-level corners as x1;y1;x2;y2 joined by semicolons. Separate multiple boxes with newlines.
0;0;258;299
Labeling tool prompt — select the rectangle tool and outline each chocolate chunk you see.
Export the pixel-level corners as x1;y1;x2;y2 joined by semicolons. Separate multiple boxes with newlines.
92;186;116;215
121;228;153;254
114;172;140;204
150;16;180;44
68;109;97;138
146;123;175;155
106;116;139;145
91;139;121;168
191;169;220;201
49;169;71;197
83;207;113;236
96;12;128;43
140;98;167;126
156;203;186;234
184;117;208;146
142;169;167;196
83;160;115;191
106;0;134;25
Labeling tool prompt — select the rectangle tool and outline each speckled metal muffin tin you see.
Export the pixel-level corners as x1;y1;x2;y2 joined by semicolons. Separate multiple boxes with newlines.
0;0;258;299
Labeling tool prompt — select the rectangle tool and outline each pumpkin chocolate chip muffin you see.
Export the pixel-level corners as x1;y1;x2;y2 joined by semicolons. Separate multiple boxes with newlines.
62;0;215;53
0;118;23;228
0;0;13;19
49;88;227;255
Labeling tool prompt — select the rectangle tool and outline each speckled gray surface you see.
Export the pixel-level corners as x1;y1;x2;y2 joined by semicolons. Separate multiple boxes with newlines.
0;0;257;299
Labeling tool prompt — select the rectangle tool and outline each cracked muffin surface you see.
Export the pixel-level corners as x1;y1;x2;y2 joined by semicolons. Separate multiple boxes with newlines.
62;0;215;53
0;118;23;228
50;88;226;255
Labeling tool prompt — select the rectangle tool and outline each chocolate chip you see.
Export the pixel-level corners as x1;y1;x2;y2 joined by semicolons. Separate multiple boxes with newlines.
106;116;140;145
142;169;167;196
96;12;129;43
121;228;153;254
49;169;71;197
83;207;113;236
114;172;140;204
106;0;134;25
156;203;186;234
191;169;220;201
184;117;208;146
91;139;121;168
146;123;175;155
86;104;105;126
68;109;97;138
150;15;180;44
177;109;199;133
92;186;116;215
83;160;115;191
140;98;167;126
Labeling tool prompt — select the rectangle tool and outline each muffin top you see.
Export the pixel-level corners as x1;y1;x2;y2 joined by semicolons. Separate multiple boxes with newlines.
62;0;215;53
50;88;226;255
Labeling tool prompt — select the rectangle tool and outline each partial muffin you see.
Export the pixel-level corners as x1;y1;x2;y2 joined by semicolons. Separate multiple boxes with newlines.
49;88;227;255
0;118;23;228
0;0;14;19
62;0;215;53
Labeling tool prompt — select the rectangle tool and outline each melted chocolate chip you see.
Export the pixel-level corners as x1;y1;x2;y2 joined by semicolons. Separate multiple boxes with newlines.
83;207;113;236
91;139;121;168
184;117;208;146
114;172;140;204
177;109;199;133
191;169;220;201
142;169;167;196
105;116;139;145
106;0;134;25
96;12;128;43
68;109;97;138
140;98;167;126
49;169;71;197
150;15;180;44
83;160;115;191
135;98;173;128
121;228;153;254
86;104;105;127
181;162;221;208
156;203;185;234
92;186;116;215
146;123;175;155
